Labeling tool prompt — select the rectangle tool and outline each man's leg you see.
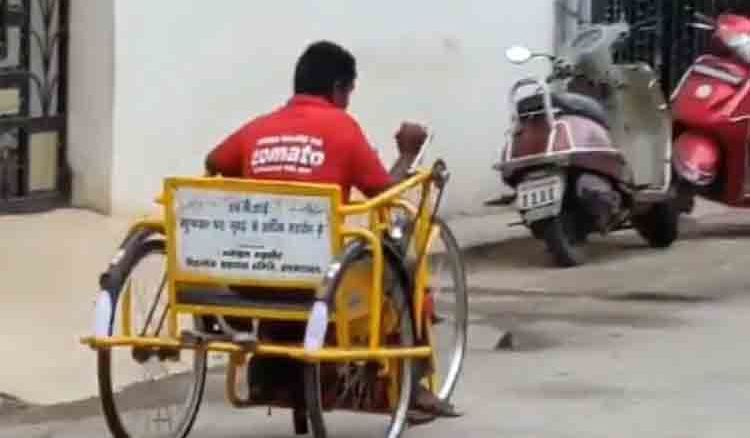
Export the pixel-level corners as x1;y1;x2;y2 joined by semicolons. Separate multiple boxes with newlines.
247;321;306;403
408;359;461;425
388;215;461;421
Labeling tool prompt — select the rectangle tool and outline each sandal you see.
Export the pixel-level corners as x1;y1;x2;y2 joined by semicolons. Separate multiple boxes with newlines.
407;386;462;425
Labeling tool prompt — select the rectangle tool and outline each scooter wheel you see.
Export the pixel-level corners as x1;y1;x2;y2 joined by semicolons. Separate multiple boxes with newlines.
633;201;680;248
531;211;587;268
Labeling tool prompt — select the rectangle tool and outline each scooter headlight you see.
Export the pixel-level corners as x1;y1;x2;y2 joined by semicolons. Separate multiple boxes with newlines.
725;32;750;64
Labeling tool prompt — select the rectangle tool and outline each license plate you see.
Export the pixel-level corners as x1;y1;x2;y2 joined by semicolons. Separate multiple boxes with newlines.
517;175;564;211
523;204;560;222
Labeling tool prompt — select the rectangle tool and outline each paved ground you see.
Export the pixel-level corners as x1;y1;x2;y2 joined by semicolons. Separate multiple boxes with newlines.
0;206;520;406
0;209;133;405
465;206;750;300
2;200;750;437
3;291;750;437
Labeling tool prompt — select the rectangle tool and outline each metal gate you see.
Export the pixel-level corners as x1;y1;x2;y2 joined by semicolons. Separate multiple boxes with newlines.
0;0;69;214
592;0;750;96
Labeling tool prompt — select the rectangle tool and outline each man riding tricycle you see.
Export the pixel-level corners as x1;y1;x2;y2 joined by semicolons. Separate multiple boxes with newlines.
82;41;468;438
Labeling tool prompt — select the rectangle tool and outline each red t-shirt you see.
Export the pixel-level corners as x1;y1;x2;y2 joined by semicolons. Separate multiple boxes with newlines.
209;95;393;201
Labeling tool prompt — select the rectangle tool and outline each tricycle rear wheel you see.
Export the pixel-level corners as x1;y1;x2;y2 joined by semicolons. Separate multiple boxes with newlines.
304;244;415;438
97;238;207;438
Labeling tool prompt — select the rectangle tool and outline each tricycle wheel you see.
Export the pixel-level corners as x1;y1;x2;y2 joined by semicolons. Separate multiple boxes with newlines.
532;209;587;268
423;218;468;402
305;244;415;438
97;239;207;438
633;200;680;248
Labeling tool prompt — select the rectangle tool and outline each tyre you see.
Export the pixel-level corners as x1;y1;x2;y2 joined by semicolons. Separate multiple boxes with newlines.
98;239;207;438
530;224;545;240
633;200;680;248
673;172;696;214
305;244;415;438
532;208;587;267
423;218;468;402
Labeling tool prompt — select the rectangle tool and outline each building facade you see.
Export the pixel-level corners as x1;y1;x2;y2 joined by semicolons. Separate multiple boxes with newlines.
6;0;560;217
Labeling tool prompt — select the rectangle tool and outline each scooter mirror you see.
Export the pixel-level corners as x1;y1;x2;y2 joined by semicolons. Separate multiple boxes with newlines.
506;46;533;64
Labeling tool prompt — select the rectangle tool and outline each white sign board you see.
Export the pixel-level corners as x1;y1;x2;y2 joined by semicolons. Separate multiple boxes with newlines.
173;187;334;283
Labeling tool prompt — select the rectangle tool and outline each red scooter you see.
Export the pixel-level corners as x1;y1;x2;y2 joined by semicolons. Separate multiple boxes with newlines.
672;13;750;209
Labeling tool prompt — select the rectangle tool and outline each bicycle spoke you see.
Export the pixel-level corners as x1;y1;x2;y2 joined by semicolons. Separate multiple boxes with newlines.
139;272;168;337
153;303;170;338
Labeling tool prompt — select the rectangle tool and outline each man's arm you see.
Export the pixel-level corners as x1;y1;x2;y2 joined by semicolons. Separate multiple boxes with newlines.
204;153;222;176
388;153;419;182
204;129;245;177
389;122;427;182
350;122;428;197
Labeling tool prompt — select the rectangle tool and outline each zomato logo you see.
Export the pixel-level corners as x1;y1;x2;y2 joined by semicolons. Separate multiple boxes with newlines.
251;135;326;175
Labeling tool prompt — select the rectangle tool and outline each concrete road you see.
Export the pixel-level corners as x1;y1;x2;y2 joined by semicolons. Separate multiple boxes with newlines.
3;290;750;437
3;200;750;437
465;206;750;300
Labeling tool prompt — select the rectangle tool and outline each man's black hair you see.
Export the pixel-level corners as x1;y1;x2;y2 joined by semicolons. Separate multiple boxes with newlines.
294;40;357;97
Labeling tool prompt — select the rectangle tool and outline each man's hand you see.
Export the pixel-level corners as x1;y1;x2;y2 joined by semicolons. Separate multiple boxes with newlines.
389;122;430;182
395;122;429;157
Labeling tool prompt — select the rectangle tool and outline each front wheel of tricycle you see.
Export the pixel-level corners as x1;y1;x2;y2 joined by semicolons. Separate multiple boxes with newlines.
304;245;415;438
97;238;207;438
425;218;468;403
532;208;587;268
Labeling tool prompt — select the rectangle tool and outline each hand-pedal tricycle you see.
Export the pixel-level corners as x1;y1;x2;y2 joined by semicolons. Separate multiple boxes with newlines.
81;159;468;438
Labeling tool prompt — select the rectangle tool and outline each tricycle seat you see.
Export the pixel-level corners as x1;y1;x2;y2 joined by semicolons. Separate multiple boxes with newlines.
178;286;316;313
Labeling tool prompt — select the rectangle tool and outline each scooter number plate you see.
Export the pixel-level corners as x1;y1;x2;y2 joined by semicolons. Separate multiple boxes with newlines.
517;176;564;212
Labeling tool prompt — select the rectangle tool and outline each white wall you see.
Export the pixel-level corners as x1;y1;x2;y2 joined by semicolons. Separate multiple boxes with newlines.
68;0;115;213
110;0;555;217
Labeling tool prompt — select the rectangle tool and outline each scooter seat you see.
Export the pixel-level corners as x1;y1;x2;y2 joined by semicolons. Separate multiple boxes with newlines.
517;92;610;129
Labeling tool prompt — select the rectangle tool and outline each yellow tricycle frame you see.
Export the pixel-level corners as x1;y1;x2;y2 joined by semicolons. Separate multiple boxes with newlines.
82;165;445;368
